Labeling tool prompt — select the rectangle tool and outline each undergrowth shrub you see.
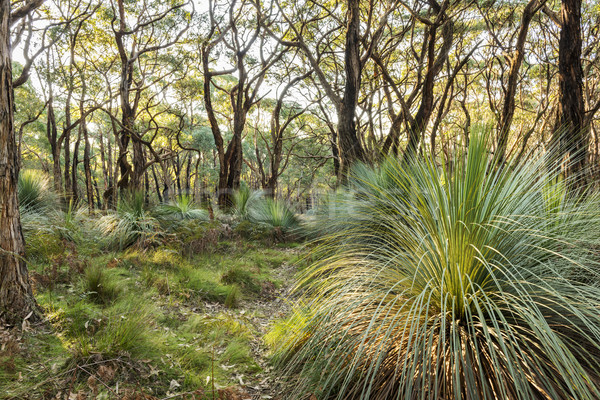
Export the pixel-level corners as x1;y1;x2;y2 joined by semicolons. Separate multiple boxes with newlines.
231;186;300;242
156;195;209;229
99;191;162;250
272;134;600;400
180;221;224;256
18;170;57;213
248;197;299;239
71;304;151;359
232;185;262;219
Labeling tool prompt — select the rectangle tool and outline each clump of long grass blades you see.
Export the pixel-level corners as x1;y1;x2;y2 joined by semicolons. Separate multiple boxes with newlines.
18;170;57;213
232;186;262;219
99;191;161;250
155;194;209;222
272;135;600;400
249;197;299;232
18;171;63;254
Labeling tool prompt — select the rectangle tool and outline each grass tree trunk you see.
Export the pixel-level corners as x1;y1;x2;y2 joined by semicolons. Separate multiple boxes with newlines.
0;0;38;326
554;0;587;185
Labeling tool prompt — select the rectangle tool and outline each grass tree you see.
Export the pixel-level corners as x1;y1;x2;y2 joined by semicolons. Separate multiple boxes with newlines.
272;134;600;399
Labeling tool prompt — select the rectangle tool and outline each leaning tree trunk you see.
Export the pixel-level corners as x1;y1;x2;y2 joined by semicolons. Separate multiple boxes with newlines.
554;0;587;185
0;0;39;326
496;0;541;163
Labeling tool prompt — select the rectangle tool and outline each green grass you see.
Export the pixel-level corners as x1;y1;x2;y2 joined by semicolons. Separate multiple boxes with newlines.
4;233;300;399
82;265;123;305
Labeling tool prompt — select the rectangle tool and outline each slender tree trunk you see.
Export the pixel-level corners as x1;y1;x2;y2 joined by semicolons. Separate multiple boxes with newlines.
185;154;192;195
117;110;132;192
131;135;144;191
497;0;542;163
0;0;39;325
151;165;163;203
71;126;81;204
83;120;94;211
98;130;108;209
174;154;182;196
403;21;453;161
63;122;71;201
144;168;150;204
160;160;173;203
93;176;101;210
47;94;62;194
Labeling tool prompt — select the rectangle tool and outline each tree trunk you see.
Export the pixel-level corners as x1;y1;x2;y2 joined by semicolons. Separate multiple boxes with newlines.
47;93;62;194
71;125;81;204
554;0;587;184
497;0;542;163
403;20;453;161
337;0;366;175
174;154;182;196
63;119;71;201
151;165;163;203
0;0;38;326
83;120;94;211
98;129;108;209
185;154;192;195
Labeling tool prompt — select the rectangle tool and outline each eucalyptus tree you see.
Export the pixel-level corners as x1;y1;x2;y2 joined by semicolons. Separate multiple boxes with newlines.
37;0;101;198
367;0;468;159
108;0;192;194
201;0;287;207
270;0;400;177
0;0;45;326
244;69;312;196
480;0;548;162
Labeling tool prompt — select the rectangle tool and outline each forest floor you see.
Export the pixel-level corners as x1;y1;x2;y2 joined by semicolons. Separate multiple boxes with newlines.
0;234;305;400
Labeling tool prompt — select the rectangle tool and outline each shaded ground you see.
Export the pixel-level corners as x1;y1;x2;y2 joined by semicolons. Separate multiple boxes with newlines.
0;237;304;399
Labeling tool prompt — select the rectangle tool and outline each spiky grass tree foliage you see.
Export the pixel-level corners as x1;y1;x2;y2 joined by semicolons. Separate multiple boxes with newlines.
18;170;57;213
249;197;299;232
18;170;62;251
99;191;161;250
232;186;262;219
273;136;600;400
156;195;209;222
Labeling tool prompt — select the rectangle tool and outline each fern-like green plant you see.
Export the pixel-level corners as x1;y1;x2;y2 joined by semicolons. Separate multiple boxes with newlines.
272;134;600;399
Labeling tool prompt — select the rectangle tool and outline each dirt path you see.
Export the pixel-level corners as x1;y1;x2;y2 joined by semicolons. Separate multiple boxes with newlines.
242;258;298;400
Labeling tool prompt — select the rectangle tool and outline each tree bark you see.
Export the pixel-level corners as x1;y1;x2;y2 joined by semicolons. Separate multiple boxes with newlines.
47;91;62;194
337;0;366;174
71;123;81;204
83;120;94;211
554;0;587;184
0;0;39;326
